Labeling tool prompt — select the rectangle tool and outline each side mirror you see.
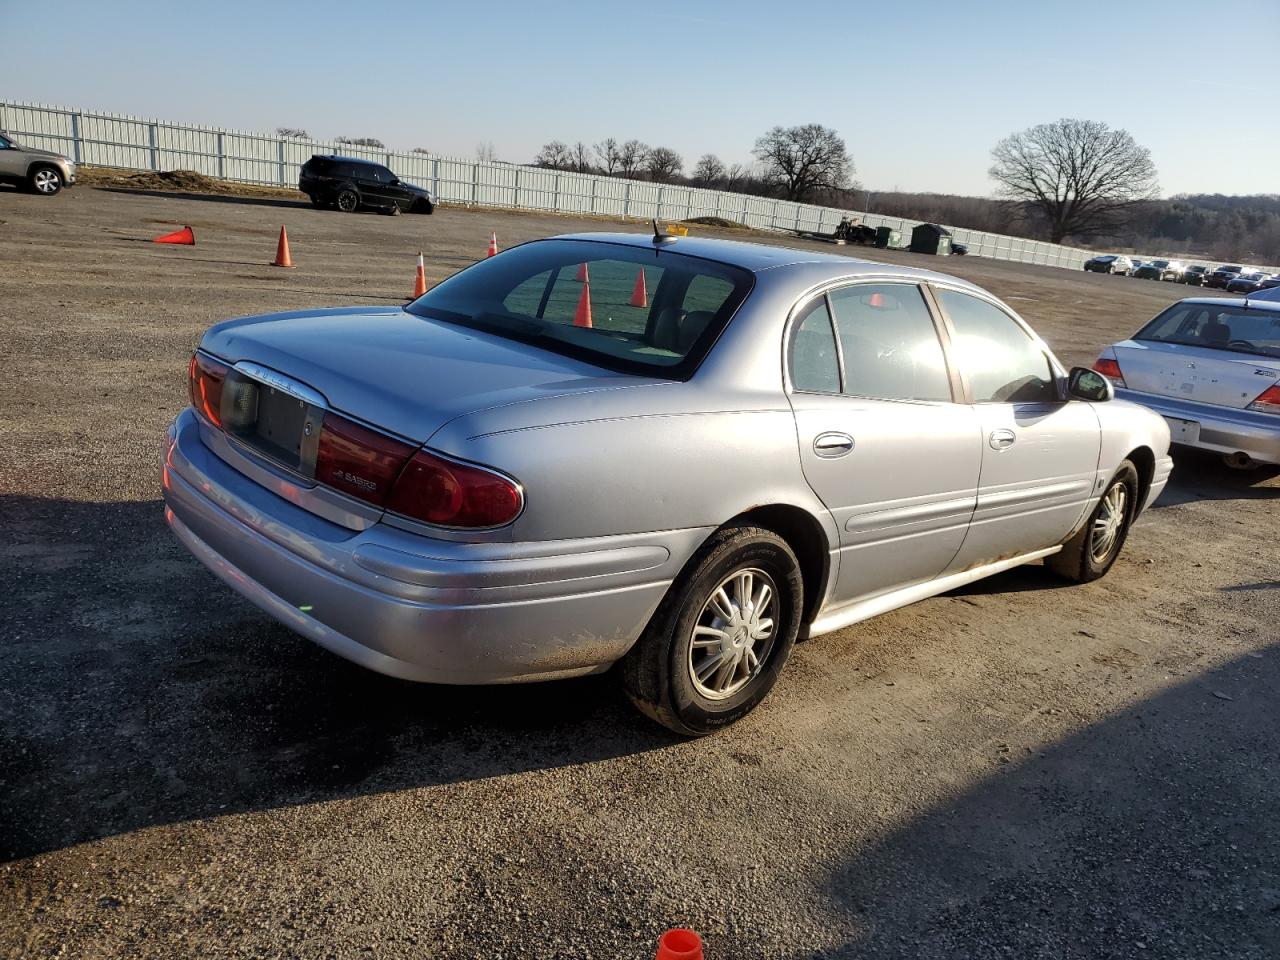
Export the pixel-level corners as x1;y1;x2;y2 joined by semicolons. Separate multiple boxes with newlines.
1066;366;1114;402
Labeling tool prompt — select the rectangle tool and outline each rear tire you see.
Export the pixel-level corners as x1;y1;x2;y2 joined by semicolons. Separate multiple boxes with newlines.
621;524;802;736
1046;461;1139;583
29;165;62;195
335;189;359;213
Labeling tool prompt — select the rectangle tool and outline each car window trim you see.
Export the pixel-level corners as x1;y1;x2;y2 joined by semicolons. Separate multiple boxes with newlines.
782;277;963;405
925;280;1066;405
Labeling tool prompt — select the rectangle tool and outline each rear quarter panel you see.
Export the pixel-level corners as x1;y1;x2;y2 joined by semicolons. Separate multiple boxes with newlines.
426;382;837;545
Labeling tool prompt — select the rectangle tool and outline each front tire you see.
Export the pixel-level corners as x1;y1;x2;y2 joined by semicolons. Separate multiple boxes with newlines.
1047;461;1139;583
621;524;803;736
29;165;63;195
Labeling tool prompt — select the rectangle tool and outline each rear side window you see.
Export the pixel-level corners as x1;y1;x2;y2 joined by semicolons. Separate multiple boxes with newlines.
939;289;1058;403
827;284;952;402
789;299;841;393
408;239;752;378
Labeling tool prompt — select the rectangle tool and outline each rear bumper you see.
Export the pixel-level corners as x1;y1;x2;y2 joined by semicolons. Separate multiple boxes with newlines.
1115;388;1280;465
162;409;700;683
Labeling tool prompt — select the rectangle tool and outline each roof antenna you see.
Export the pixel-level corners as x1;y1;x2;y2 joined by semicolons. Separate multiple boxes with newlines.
651;218;676;245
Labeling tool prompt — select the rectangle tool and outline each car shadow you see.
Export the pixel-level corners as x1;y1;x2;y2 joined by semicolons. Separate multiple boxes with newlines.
97;186;312;209
0;495;675;862
797;642;1280;958
1155;448;1280;507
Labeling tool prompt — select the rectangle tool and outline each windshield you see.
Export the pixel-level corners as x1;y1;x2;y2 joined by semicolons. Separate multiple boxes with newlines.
1135;303;1280;358
406;239;753;378
1151;260;1170;268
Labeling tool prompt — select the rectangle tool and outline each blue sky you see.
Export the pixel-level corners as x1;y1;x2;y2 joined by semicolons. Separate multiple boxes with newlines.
2;0;1275;197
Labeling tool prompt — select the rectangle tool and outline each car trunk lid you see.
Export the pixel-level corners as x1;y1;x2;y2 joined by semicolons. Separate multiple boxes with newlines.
1113;339;1280;409
200;306;646;443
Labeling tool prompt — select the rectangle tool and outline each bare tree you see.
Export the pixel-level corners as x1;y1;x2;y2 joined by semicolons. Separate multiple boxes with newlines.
594;138;621;175
534;140;572;169
411;147;432;154
335;136;386;149
692;153;727;187
276;127;310;139
645;146;683;183
570;141;595;174
617;140;650;178
989;118;1159;242
476;141;497;163
752;124;853;202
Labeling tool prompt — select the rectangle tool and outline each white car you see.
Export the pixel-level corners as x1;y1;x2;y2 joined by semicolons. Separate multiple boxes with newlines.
1095;297;1280;468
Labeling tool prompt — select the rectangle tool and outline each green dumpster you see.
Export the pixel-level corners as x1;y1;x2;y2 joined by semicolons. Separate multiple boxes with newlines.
874;226;900;249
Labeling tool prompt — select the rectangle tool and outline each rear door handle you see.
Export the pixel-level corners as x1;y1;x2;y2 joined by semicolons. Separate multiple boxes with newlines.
989;428;1017;450
814;432;855;458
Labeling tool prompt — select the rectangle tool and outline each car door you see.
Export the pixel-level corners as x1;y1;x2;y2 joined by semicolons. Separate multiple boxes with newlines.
0;134;23;178
354;164;392;207
787;282;983;605
933;286;1102;570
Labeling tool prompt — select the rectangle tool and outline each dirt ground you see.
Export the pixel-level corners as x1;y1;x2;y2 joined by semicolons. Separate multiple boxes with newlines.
1;185;1277;960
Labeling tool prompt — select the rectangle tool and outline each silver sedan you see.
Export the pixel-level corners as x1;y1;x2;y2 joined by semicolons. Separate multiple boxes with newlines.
1094;296;1280;469
164;232;1173;734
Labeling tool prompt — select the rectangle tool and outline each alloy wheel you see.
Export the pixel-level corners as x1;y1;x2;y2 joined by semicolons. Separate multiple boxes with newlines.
33;169;61;194
688;567;778;701
1090;483;1128;563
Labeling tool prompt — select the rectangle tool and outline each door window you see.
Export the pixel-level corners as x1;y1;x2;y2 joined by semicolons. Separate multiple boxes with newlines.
938;289;1058;403
826;284;952;402
789;298;841;393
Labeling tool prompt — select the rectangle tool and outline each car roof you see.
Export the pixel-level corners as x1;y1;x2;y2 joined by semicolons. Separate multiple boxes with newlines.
552;231;982;287
316;154;379;165
1178;296;1280;311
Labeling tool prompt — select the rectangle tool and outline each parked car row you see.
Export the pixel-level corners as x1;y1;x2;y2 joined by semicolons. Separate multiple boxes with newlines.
1085;255;1280;290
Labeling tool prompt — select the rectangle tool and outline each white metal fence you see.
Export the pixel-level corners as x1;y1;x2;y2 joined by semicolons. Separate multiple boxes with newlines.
1;100;1099;270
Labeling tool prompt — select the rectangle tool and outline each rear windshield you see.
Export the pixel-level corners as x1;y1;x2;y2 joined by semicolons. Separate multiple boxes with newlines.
406;239;753;378
1136;303;1280;358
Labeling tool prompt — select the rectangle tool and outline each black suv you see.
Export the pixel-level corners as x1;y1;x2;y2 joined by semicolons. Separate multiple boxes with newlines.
299;155;436;215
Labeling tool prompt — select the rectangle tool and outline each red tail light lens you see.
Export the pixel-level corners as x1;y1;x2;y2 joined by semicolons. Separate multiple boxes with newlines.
315;413;415;505
1092;357;1126;388
387;449;523;528
188;353;230;426
1247;384;1280;415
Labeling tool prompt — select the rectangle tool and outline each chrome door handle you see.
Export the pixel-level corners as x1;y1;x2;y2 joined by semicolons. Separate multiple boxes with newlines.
814;432;855;458
989;428;1016;450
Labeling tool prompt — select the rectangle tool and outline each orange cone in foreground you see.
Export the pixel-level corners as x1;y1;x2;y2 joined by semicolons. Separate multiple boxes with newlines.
630;267;648;307
487;231;499;257
152;225;195;245
413;251;427;297
272;226;294;268
575;261;590;282
573;281;593;328
655;929;703;960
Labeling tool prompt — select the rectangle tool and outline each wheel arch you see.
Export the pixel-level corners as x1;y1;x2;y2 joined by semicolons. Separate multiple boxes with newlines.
1125;445;1156;514
723;504;833;627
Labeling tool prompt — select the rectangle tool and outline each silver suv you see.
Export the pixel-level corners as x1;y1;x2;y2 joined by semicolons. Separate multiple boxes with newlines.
0;131;76;195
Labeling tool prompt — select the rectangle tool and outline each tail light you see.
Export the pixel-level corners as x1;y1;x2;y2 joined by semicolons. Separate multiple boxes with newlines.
1092;357;1127;388
1247;384;1280;415
189;353;230;426
315;413;415;505
315;413;522;527
387;449;523;528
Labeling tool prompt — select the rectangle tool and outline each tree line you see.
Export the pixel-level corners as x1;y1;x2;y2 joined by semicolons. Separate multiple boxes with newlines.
529;124;855;203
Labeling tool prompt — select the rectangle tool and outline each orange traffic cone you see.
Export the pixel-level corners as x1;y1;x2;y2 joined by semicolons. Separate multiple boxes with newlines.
413;251;427;298
575;262;590;282
487;231;498;257
655;929;703;960
629;267;648;307
152;225;195;245
272;226;294;268
573;281;593;328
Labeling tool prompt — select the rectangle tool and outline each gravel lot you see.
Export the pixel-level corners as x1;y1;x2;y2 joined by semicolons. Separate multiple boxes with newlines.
2;185;1278;960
